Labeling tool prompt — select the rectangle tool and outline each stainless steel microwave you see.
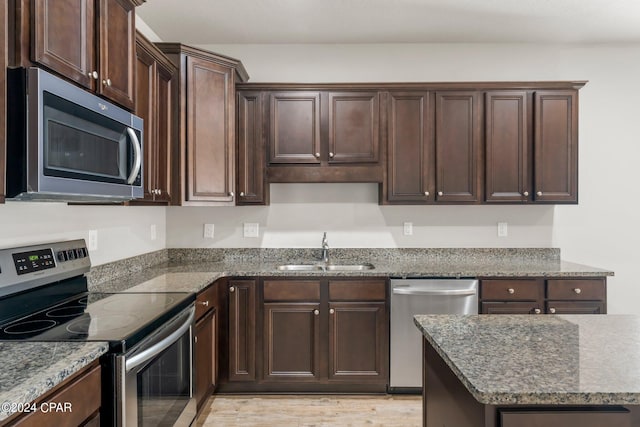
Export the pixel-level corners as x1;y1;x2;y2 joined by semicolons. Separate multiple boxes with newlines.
6;67;143;202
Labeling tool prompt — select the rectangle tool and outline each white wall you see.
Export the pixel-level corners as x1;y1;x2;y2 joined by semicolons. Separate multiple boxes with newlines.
0;203;166;266
164;42;640;314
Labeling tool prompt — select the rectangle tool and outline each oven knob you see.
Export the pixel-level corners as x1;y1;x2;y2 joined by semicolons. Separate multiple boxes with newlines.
56;251;67;262
76;248;86;258
66;249;76;260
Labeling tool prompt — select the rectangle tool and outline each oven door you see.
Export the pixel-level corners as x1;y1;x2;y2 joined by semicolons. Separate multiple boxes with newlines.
117;306;196;427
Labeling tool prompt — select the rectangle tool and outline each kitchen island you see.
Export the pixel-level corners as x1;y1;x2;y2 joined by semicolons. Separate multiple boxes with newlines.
414;314;640;427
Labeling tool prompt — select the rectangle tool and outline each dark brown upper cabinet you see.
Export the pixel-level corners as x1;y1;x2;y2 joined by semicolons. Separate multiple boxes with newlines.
384;91;433;203
534;90;578;203
1;1;7;203
157;43;249;206
328;92;380;164
435;91;482;202
269;92;321;164
130;32;175;205
237;91;269;205
485;91;531;203
14;0;141;110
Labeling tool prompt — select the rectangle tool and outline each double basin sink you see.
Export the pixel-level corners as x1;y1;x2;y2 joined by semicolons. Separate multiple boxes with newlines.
277;263;375;272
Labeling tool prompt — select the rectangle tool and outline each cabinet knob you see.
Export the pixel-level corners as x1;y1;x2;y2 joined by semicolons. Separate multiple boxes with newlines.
194;336;198;343
507;288;515;294
88;71;98;79
314;309;319;315
329;152;334;158
438;191;444;196
549;307;557;314
229;191;234;197
229;286;235;293
424;191;430;196
534;308;542;314
574;288;582;294
152;189;157;195
239;191;245;197
198;300;209;307
315;152;321;158
523;191;529;197
102;78;112;87
329;308;335;314
536;191;543;196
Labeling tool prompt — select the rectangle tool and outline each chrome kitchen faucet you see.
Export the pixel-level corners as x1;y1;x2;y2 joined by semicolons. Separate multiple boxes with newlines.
321;232;330;264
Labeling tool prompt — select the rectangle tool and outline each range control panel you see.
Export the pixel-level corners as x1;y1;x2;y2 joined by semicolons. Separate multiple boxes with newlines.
0;239;91;298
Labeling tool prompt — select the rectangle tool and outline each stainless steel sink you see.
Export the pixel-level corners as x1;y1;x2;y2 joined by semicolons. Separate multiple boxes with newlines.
276;263;375;271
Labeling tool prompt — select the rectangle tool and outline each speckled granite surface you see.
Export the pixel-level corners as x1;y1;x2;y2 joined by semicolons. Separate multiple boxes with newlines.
414;314;640;406
89;248;612;293
0;342;108;421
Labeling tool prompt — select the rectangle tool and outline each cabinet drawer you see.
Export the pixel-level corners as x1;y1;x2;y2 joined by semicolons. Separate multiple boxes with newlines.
481;302;542;315
264;280;321;301
481;279;544;301
500;407;629;427
328;280;386;301
547;279;606;300
196;282;217;320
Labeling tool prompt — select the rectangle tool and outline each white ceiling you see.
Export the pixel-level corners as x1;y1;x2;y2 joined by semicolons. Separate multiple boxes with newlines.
136;0;640;44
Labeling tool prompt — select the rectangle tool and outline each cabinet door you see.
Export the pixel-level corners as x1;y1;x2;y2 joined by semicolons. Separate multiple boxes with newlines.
328;302;387;382
195;309;215;410
485;91;530;202
134;42;157;201
435;92;482;202
185;56;235;203
534;90;578;203
155;61;174;203
481;302;542;314
546;301;606;315
237;91;268;204
228;280;256;381
1;0;6;203
269;92;321;164
328;92;379;163
31;0;96;91
385;91;433;203
98;0;136;110
263;303;321;382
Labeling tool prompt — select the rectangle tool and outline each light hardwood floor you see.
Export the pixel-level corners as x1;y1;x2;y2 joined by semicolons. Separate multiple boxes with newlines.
196;394;422;427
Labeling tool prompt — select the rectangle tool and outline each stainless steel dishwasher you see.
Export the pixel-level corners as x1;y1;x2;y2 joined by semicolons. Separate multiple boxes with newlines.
390;278;478;391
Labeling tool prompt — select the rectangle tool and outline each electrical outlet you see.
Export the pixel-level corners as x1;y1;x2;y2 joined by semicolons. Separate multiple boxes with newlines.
203;224;215;239
403;222;413;236
244;223;260;238
88;230;98;251
150;224;157;241
497;222;508;237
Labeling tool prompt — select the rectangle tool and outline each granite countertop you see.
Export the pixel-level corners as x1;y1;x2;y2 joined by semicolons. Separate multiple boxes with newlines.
0;342;108;422
414;314;640;406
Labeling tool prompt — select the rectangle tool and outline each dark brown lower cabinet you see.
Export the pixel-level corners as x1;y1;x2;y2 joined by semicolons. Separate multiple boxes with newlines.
195;308;215;410
228;279;257;382
328;302;386;382
546;301;605;314
263;302;321;381
500;409;631;427
481;302;541;315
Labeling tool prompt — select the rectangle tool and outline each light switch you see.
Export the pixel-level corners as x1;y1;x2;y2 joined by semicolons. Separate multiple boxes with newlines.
497;222;508;237
403;222;413;236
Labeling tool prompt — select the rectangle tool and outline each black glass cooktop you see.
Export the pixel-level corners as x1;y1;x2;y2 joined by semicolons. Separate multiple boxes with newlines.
0;291;195;352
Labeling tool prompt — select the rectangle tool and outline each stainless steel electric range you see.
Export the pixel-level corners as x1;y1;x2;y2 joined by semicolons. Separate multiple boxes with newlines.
0;240;196;427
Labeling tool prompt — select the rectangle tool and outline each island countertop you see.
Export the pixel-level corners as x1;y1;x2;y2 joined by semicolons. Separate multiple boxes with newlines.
413;314;640;406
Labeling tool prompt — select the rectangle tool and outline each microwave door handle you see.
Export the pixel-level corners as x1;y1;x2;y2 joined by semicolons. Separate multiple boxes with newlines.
125;307;195;372
125;127;141;185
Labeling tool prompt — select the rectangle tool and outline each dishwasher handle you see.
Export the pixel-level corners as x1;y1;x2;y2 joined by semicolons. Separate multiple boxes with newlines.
392;288;477;296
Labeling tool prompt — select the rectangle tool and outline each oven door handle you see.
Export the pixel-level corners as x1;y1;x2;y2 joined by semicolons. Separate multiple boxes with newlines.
125;127;142;185
125;306;195;372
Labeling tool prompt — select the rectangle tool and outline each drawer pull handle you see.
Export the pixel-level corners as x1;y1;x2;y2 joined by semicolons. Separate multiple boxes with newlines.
534;308;542;314
314;309;319;315
574;288;582;294
549;307;557;314
229;286;235;293
507;288;515;294
329;308;335;314
198;300;209;307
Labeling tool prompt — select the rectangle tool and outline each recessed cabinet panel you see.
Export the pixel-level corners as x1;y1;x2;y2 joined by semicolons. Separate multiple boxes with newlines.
187;57;234;202
435;92;482;202
228;280;256;382
269;92;321;164
485;91;530;202
237;91;268;205
385;92;433;203
534;90;578;203
328;92;379;163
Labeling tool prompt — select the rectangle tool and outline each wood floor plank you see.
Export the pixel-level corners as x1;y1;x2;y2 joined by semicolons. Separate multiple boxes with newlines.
196;394;422;427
